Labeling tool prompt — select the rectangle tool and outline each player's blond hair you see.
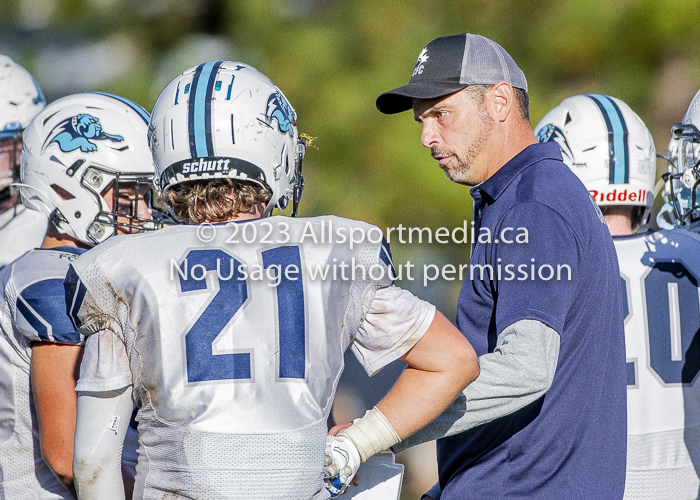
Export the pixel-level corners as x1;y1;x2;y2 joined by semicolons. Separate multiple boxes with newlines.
159;178;272;223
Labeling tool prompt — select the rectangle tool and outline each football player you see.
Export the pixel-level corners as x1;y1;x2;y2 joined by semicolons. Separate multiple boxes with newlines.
67;61;479;500
0;55;47;269
535;93;700;499
0;92;159;498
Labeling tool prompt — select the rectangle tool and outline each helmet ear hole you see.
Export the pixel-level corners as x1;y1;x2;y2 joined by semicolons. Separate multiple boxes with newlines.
50;183;75;201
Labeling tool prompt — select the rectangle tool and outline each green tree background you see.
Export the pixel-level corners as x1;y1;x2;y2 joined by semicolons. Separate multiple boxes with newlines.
3;0;699;496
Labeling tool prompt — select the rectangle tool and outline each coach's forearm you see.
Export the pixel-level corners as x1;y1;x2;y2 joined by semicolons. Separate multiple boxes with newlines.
336;312;479;462
394;319;559;452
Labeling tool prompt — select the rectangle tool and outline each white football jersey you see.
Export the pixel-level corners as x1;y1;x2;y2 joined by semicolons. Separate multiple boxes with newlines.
616;229;700;499
0;247;85;499
0;205;48;270
68;215;435;500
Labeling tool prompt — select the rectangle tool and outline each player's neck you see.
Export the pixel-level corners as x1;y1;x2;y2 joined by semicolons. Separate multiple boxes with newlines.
41;225;91;250
226;212;261;222
604;213;634;237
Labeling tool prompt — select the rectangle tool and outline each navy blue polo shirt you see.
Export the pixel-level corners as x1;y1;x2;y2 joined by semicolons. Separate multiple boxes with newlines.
438;142;627;499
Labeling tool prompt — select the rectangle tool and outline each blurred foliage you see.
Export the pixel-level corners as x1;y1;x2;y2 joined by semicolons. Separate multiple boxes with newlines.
2;0;698;244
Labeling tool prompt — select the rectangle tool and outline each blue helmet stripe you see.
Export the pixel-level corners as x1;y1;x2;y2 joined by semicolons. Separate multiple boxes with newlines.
188;64;205;157
94;92;150;123
188;61;224;158
586;94;629;184
202;61;224;155
226;75;235;100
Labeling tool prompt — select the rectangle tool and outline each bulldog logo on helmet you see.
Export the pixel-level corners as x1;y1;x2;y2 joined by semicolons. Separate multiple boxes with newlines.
536;124;574;165
266;91;296;136
43;114;124;153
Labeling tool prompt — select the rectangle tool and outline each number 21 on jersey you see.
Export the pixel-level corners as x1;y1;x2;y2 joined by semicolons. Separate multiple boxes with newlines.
177;246;306;384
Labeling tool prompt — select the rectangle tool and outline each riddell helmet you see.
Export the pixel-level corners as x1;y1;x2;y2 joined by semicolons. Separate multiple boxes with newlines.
535;94;656;224
0;55;46;199
148;61;305;217
19;92;161;245
659;88;700;229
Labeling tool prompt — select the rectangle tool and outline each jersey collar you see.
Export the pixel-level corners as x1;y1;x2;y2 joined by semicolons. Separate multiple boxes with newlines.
470;142;562;203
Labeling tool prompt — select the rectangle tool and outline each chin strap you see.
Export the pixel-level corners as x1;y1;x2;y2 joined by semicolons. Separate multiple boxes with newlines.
291;138;306;217
291;173;304;217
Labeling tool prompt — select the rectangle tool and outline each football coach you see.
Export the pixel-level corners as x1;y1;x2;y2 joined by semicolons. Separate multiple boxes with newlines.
376;33;626;500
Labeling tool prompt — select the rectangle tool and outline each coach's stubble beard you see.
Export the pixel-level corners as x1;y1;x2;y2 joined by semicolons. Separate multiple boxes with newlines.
435;110;494;186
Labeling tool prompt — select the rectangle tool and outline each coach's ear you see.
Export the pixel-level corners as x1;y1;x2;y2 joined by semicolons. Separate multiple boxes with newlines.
486;81;514;123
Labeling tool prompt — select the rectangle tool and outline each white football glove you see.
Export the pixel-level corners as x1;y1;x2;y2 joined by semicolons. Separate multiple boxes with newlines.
324;434;361;497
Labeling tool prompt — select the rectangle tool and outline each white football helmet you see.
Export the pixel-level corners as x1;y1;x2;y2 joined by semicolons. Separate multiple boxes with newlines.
19;92;161;245
534;93;656;225
148;61;305;217
660;88;700;229
0;55;46;201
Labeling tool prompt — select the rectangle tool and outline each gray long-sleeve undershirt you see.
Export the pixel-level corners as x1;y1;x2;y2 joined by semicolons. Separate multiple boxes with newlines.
393;319;560;453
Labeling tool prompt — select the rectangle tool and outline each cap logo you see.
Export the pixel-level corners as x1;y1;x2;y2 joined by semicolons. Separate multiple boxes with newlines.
412;47;429;77
43;114;123;153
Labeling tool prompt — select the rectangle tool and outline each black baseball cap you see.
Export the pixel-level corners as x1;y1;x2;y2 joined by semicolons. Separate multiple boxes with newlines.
376;33;528;114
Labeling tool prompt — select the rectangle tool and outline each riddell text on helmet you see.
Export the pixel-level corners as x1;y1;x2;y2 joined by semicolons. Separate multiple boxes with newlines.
588;189;647;204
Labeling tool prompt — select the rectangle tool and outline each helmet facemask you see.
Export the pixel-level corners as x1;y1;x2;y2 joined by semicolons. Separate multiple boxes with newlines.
660;123;700;228
290;137;306;217
0;55;45;209
82;166;163;243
